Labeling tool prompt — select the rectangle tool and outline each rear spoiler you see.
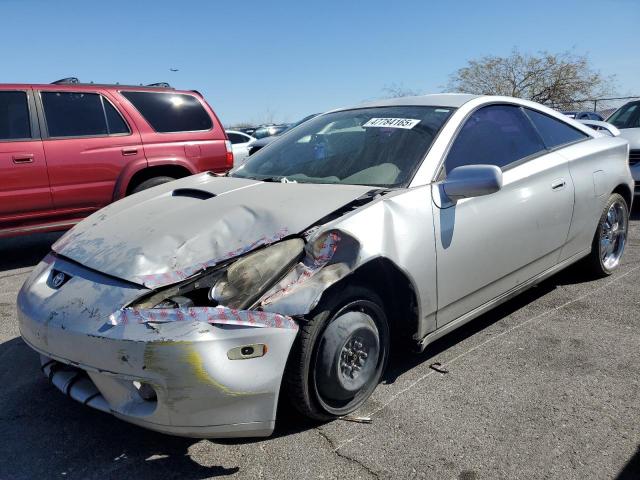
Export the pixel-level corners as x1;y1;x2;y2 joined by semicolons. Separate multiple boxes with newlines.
579;120;621;137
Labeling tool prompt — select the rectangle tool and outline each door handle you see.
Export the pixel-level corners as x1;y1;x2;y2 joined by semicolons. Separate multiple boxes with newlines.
121;148;138;156
12;154;34;164
551;179;566;191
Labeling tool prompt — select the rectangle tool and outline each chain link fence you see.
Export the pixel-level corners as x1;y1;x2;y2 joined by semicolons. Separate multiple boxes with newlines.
549;96;640;120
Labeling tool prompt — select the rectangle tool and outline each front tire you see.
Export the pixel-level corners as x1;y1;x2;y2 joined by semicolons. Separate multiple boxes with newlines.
585;193;629;276
285;285;390;421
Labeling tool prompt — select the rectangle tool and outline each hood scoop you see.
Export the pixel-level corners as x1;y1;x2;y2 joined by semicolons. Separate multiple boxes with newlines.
172;188;216;200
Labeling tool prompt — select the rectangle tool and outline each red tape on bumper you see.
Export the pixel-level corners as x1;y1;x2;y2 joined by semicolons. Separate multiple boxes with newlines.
108;306;298;330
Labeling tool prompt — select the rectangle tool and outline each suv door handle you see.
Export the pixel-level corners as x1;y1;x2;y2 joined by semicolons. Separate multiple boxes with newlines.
121;148;138;156
12;154;34;164
551;179;566;191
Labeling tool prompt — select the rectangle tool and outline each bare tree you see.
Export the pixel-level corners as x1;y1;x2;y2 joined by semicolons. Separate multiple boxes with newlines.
382;83;421;98
447;49;615;109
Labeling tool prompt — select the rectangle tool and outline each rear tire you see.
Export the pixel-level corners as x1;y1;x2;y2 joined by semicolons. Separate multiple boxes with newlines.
585;193;629;276
130;176;176;194
284;284;390;421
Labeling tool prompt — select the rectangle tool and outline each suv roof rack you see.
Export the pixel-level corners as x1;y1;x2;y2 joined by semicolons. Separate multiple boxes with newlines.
49;78;173;89
51;77;80;85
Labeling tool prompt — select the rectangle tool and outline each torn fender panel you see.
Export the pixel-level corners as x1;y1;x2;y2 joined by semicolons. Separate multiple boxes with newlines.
261;187;438;338
51;175;375;285
109;306;298;330
260;230;361;316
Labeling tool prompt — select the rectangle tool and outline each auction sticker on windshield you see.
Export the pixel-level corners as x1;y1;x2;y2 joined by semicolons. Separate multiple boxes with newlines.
363;118;421;129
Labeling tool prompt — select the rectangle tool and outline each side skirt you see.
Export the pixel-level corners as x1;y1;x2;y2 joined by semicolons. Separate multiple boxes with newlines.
417;248;590;352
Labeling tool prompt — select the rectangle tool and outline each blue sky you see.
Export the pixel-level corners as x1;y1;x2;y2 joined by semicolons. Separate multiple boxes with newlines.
1;0;638;125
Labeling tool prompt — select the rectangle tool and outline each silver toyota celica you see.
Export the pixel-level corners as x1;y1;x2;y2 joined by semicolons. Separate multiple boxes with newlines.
18;94;633;438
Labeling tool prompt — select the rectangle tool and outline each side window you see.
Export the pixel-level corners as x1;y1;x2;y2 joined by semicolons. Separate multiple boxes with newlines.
121;91;213;133
0;91;31;140
42;92;108;137
524;108;588;149
228;132;248;144
102;98;130;134
445;105;546;173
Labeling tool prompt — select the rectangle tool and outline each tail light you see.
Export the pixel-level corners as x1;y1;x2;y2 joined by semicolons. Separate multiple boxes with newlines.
225;140;234;169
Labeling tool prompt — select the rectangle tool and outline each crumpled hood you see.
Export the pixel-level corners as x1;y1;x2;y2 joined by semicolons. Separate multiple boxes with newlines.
52;173;373;286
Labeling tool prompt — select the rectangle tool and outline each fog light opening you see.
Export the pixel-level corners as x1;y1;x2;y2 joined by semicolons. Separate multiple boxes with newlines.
133;381;157;402
227;343;267;360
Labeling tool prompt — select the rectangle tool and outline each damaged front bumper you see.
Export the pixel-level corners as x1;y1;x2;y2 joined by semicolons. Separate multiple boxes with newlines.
18;254;298;438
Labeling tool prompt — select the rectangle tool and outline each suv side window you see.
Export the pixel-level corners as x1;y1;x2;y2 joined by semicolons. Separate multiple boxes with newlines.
523;108;588;149
42;92;108;137
121;91;213;133
41;92;130;138
102;98;130;134
0;91;31;140
445;104;546;173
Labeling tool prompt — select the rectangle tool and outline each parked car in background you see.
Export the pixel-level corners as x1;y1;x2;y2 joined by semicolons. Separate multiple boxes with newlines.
225;130;256;166
252;124;289;139
19;94;632;438
248;113;320;156
606;100;640;194
236;126;257;136
0;79;232;237
562;111;604;121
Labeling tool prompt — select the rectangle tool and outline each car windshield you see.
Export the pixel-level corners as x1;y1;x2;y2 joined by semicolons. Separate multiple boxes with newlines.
231;106;454;187
607;101;640;129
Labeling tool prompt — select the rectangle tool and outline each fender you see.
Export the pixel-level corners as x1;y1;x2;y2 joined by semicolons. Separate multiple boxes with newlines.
112;157;149;200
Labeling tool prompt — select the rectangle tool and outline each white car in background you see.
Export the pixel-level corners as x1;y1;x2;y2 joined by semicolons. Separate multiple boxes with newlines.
606;100;640;195
226;130;256;167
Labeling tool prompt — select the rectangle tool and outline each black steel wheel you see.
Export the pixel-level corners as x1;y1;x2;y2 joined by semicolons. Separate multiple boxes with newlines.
285;285;390;421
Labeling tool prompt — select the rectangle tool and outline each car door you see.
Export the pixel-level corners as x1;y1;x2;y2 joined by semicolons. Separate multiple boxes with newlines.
0;88;52;226
37;89;145;214
432;104;575;327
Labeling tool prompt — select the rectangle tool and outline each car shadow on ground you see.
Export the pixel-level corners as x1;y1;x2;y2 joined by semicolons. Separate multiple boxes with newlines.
616;445;640;479
0;231;62;271
0;337;240;479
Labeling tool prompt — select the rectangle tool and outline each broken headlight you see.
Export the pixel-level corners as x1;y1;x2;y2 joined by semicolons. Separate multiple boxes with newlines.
131;238;304;310
210;238;304;309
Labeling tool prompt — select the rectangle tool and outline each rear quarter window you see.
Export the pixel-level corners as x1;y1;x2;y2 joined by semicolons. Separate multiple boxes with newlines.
121;91;213;133
524;108;589;149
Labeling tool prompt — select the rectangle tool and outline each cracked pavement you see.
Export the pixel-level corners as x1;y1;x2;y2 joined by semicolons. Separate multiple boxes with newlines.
1;206;639;479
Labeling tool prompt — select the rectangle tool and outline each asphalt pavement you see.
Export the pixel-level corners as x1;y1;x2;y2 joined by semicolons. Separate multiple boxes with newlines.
1;208;639;480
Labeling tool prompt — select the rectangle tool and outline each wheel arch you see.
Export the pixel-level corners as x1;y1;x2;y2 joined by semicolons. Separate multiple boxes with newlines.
612;183;633;210
125;165;193;195
313;257;420;344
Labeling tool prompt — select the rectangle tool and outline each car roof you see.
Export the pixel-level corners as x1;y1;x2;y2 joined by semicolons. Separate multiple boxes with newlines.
335;93;480;112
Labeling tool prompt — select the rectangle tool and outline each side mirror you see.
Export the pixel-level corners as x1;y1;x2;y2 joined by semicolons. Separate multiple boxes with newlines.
442;164;503;201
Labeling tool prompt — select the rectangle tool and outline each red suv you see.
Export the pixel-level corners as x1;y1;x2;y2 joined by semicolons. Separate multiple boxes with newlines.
0;79;233;237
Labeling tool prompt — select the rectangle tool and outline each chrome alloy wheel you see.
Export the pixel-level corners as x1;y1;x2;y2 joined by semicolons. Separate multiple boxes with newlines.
600;199;628;270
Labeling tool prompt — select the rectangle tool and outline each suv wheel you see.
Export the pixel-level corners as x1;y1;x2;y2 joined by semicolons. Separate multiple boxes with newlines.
131;176;176;194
